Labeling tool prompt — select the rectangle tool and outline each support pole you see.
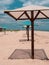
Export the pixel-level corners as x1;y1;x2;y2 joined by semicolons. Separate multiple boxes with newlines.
31;11;34;59
26;25;29;41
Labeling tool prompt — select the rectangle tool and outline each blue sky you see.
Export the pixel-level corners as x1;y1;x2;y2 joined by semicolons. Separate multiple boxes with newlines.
0;0;49;30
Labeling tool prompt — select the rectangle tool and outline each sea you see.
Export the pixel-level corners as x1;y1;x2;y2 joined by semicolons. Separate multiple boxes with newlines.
0;14;49;31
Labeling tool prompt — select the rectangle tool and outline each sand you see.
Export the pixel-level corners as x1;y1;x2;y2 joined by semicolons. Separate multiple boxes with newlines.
0;30;49;65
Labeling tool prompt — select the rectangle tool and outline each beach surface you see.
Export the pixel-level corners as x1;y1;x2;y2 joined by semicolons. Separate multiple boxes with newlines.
0;30;49;65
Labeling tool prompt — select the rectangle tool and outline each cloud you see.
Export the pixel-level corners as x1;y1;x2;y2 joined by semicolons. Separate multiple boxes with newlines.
0;0;14;5
0;6;8;14
0;14;16;24
0;0;14;14
0;11;4;14
23;1;32;6
19;0;26;3
19;0;49;6
0;17;16;24
38;0;49;5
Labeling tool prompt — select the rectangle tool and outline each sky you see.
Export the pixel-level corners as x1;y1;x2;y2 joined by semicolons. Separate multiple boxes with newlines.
0;0;49;30
0;0;49;14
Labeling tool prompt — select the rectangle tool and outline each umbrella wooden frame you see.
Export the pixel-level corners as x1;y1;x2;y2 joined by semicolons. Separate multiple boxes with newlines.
4;10;49;59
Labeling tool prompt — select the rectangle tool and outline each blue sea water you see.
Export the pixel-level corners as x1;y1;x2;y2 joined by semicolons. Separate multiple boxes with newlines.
0;14;49;31
0;19;49;31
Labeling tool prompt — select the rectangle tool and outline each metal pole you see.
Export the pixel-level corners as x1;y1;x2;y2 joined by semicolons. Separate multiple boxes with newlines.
31;11;34;59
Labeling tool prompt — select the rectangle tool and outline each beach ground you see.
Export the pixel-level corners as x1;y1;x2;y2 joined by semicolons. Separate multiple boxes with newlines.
0;30;49;65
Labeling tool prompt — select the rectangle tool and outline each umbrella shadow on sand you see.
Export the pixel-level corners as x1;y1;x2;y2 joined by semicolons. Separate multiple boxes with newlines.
0;33;7;37
8;49;49;60
19;39;31;42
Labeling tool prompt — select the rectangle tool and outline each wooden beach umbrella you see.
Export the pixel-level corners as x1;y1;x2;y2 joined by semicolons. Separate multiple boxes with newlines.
4;5;49;59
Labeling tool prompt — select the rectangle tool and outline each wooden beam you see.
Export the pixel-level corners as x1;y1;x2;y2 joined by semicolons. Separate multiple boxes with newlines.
4;9;49;12
17;18;29;20
17;11;26;19
36;18;49;19
4;12;17;21
16;18;49;20
33;10;40;20
40;11;49;18
24;11;31;21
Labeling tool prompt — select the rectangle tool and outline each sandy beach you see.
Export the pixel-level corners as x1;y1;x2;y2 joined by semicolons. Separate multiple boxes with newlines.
0;30;49;65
